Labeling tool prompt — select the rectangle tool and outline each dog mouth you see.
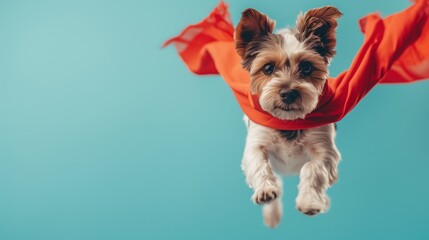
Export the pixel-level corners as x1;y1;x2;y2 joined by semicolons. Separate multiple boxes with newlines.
276;105;302;112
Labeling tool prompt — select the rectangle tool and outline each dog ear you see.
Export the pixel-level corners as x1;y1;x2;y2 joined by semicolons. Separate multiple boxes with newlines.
296;6;342;61
234;8;276;59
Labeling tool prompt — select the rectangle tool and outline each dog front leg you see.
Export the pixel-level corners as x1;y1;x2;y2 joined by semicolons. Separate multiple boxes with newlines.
296;140;340;215
241;137;279;205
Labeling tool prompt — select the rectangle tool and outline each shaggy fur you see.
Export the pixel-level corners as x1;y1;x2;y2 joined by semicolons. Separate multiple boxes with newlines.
235;6;342;227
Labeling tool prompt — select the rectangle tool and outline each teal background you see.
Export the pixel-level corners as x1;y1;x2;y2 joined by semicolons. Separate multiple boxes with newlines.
1;0;428;239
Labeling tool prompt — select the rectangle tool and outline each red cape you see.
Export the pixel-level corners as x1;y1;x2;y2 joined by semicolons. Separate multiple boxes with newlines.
164;1;429;130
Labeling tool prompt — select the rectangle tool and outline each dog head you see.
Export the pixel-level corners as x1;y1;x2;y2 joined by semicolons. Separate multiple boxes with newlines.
235;7;342;120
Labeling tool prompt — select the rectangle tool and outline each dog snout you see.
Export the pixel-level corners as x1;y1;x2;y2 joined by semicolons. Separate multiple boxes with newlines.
280;90;300;104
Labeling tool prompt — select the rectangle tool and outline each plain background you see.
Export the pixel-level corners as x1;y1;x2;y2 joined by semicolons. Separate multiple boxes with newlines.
1;0;428;239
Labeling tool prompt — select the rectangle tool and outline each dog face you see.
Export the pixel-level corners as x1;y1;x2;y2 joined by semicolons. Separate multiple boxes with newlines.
235;7;341;120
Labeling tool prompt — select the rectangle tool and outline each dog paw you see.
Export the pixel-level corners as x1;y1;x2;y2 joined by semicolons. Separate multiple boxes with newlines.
296;190;329;216
252;184;279;205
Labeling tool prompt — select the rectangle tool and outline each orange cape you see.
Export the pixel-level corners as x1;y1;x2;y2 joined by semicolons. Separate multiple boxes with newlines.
164;1;429;130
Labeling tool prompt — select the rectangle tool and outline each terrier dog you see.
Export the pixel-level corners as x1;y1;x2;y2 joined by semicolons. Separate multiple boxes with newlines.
234;7;342;227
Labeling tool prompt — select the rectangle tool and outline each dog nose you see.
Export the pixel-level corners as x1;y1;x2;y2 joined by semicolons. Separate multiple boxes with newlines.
280;90;300;104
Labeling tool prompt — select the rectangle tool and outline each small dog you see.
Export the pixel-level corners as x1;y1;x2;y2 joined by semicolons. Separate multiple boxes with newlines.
234;6;342;227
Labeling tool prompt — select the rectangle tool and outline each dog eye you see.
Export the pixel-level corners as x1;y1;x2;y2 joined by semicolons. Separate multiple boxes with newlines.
299;62;313;75
262;63;275;75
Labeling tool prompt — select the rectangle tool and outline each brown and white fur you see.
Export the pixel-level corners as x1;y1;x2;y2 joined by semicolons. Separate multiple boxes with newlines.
235;7;342;227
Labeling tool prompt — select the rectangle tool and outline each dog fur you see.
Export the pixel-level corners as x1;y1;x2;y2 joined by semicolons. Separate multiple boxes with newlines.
234;7;342;227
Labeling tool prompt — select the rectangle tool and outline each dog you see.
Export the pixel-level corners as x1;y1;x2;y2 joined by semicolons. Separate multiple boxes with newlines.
234;6;342;227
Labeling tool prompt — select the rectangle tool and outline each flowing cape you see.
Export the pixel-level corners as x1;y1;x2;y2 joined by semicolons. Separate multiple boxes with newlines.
163;1;429;130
